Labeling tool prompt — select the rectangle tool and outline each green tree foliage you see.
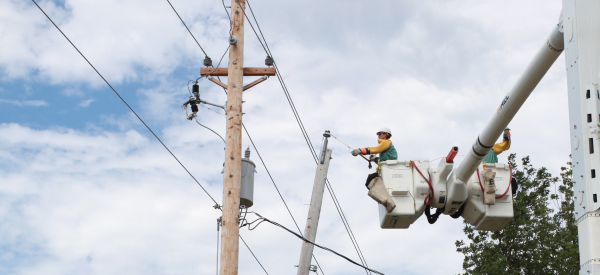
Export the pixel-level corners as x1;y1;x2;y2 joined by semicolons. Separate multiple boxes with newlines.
455;154;579;274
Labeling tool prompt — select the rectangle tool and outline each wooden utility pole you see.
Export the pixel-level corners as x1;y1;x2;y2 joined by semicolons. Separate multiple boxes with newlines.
220;0;245;274
297;132;332;275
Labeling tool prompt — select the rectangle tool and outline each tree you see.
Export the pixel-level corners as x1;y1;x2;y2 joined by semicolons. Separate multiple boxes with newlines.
455;154;579;274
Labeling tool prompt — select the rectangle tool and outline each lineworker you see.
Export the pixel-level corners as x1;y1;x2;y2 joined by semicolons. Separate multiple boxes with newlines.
483;128;511;164
483;128;519;195
350;127;398;189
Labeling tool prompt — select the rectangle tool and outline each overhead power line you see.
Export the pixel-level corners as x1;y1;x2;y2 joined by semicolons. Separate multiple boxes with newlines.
163;2;274;274
165;0;207;56
242;212;384;275
241;1;371;273
240;235;269;274
33;1;270;274
166;1;328;273
31;0;219;206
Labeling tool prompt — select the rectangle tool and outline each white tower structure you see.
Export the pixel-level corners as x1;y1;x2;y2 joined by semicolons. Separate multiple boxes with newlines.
562;1;600;274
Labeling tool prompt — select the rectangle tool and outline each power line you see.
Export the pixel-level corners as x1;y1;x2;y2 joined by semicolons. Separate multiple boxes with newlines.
240;235;269;274
242;213;384;275
242;124;303;232
161;2;272;274
164;2;325;273
195;118;225;143
165;0;207;56
31;0;219;206
240;124;326;274
32;2;270;274
242;1;371;273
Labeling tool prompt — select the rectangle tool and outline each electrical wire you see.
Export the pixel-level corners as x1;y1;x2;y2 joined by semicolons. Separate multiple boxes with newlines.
195;118;225;144
31;0;220;206
200;104;226;117
165;0;207;56
200;45;230;80
242;2;370;272
240;235;269;274
35;3;271;274
242;122;326;273
235;0;268;55
200;6;327;267
241;124;304;233
242;213;384;275
221;0;232;35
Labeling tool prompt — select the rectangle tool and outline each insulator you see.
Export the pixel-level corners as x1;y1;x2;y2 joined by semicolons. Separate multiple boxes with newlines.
244;147;251;158
228;35;237;45
191;103;199;113
265;56;274;66
203;56;212;67
193;83;199;96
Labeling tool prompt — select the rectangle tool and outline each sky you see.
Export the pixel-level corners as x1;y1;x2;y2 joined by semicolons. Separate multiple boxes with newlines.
0;0;570;274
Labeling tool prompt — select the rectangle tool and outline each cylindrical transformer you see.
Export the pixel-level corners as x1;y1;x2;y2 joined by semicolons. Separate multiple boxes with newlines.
240;147;256;208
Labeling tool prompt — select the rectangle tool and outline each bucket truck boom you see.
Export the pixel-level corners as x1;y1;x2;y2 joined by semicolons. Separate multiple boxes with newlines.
444;16;565;214
373;5;600;274
376;14;565;230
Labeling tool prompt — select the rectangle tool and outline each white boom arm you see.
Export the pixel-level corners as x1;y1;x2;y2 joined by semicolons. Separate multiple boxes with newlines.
444;17;565;212
377;7;600;274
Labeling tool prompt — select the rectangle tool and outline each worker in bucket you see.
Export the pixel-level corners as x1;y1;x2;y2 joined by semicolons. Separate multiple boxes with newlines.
483;128;511;164
350;127;398;189
483;128;519;196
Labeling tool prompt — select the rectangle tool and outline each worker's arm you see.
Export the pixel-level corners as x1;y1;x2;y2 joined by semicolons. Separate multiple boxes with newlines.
360;139;391;154
492;139;510;155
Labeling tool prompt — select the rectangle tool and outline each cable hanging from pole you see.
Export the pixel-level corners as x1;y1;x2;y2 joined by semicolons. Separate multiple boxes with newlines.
241;2;371;273
165;0;207;56
30;0;220;206
33;2;274;274
240;212;384;275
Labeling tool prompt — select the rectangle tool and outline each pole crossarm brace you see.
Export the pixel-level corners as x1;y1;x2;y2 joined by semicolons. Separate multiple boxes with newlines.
243;75;268;91
201;67;276;77
206;74;270;92
207;75;228;90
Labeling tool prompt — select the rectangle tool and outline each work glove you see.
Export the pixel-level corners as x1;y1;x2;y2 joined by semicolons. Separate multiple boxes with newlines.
503;129;511;141
351;148;361;156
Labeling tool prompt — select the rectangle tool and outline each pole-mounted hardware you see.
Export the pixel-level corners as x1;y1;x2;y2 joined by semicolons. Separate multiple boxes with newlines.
320;130;330;164
265;56;274;67
182;82;227;120
204;56;213;67
228;35;237;45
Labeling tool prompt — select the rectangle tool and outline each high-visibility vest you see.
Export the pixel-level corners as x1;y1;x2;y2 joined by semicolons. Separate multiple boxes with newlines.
379;142;397;162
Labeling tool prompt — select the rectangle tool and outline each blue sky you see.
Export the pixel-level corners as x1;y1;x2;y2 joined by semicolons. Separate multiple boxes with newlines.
0;0;570;274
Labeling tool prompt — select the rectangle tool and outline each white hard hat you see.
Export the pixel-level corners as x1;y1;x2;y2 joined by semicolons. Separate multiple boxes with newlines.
377;127;392;137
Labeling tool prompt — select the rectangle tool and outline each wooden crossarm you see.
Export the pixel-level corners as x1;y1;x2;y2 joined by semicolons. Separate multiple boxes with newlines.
200;67;276;76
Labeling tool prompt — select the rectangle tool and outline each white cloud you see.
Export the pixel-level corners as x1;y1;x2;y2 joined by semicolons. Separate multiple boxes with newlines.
63;87;84;97
79;98;94;107
0;98;48;107
0;0;229;86
0;0;575;274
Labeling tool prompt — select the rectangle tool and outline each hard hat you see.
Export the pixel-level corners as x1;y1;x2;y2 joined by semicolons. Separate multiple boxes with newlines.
377;127;392;138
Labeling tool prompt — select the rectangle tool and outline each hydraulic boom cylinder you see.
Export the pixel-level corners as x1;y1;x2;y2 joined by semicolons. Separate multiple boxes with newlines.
455;18;565;182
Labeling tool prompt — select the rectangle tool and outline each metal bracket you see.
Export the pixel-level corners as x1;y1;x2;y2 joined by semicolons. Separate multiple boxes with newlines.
320;130;330;164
